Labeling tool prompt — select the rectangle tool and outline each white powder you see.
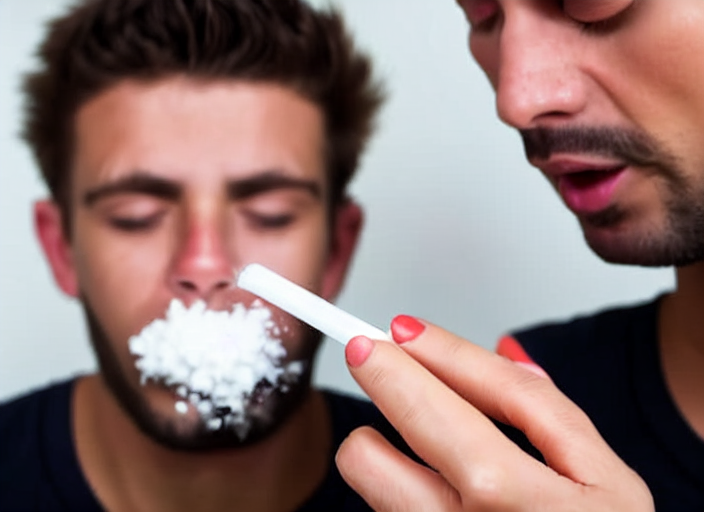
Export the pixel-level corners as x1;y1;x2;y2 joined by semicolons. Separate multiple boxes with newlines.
174;400;189;414
128;298;303;436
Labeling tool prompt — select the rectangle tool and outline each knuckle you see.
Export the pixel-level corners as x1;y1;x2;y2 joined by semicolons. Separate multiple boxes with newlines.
398;401;424;432
336;427;381;481
442;333;471;362
605;467;655;512
459;465;511;511
366;363;390;390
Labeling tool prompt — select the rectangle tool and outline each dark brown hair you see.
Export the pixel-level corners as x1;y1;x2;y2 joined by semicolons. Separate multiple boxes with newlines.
22;0;384;230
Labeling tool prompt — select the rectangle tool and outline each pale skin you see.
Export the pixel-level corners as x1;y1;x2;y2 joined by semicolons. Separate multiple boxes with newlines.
35;78;363;512
336;0;704;510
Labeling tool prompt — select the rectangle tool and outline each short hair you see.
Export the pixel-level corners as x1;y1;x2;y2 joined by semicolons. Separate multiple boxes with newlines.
22;0;384;231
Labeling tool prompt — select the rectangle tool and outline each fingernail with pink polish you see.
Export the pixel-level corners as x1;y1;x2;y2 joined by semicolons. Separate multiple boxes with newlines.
390;315;425;344
345;336;374;368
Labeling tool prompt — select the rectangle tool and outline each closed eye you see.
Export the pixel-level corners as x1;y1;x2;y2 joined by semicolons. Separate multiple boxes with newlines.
471;12;500;33
576;12;629;35
243;212;295;230
458;0;501;34
562;0;635;30
109;212;165;232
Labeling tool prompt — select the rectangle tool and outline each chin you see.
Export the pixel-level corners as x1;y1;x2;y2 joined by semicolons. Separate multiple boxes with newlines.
81;295;319;452
584;227;704;268
130;379;313;451
579;200;704;267
100;366;315;452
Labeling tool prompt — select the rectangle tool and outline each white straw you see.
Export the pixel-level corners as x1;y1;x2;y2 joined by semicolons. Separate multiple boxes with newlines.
236;264;389;345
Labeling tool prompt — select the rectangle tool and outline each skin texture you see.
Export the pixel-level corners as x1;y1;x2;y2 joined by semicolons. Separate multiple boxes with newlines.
35;78;362;512
467;0;704;267
335;1;704;510
339;326;652;512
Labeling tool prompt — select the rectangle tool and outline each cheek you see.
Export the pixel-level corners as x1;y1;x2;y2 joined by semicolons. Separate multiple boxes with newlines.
72;218;173;341
265;306;317;360
234;214;330;291
602;8;704;128
230;216;329;360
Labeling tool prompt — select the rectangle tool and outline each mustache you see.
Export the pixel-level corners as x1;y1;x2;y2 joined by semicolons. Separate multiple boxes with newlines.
520;126;672;168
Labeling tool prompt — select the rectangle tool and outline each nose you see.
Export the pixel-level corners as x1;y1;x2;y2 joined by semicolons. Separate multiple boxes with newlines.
169;216;234;304
493;9;587;129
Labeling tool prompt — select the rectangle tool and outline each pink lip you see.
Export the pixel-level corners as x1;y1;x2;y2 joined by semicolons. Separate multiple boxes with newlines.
536;157;627;214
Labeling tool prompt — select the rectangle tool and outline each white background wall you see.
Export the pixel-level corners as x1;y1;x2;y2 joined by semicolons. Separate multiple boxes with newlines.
0;0;674;401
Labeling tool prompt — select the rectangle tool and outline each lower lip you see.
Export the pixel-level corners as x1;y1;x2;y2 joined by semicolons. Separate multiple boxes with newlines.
557;167;626;214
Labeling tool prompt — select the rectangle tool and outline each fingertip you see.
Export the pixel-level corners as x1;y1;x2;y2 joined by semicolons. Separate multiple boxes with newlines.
346;335;374;368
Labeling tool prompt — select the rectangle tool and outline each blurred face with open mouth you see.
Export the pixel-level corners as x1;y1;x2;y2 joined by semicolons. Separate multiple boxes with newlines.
459;0;704;266
37;77;360;450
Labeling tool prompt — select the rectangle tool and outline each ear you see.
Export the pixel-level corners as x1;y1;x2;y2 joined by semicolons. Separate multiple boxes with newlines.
34;200;79;298
320;200;363;302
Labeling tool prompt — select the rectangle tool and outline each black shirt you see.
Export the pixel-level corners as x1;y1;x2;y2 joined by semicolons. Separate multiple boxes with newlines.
510;298;704;512
0;379;390;511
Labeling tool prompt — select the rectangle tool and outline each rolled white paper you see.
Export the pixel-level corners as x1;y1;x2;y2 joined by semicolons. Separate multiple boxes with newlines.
237;263;389;345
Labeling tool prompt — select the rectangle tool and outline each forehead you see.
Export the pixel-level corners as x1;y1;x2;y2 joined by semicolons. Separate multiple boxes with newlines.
72;78;327;192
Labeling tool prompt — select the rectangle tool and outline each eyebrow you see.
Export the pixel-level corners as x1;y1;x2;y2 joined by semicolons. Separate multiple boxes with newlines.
83;172;180;206
83;170;322;207
228;172;321;201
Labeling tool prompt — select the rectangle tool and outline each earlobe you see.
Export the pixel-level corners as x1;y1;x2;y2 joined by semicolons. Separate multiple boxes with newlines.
320;200;363;301
34;200;79;298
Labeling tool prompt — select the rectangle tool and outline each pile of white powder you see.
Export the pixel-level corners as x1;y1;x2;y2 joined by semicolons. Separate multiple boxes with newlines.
128;298;303;435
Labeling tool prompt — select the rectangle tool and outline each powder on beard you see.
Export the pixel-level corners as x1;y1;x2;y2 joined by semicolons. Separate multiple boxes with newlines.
128;298;304;438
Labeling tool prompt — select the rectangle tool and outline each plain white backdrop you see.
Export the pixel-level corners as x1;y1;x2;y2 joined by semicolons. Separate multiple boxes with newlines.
0;0;674;401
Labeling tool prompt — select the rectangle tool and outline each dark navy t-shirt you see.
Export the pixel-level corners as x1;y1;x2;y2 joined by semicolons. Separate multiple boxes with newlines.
509;298;704;512
0;380;392;511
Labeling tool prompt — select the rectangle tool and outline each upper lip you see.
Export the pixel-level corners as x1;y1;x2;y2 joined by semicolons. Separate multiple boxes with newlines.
532;156;628;180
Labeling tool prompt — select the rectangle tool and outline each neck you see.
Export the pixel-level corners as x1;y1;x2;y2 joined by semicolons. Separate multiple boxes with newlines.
658;260;704;439
74;376;331;512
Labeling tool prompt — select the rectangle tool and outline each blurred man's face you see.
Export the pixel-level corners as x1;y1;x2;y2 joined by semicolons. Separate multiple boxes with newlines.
55;78;354;449
458;0;704;266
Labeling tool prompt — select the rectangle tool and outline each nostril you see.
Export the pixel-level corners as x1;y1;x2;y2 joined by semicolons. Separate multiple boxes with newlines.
178;280;198;292
175;278;231;295
213;281;230;292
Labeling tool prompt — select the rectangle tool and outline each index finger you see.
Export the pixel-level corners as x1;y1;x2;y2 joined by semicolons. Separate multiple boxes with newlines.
344;334;571;507
384;317;632;484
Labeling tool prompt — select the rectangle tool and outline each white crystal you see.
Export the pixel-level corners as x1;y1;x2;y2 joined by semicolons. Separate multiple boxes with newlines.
128;298;304;434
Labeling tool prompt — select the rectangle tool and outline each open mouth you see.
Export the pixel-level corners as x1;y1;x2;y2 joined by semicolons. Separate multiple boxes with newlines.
557;166;626;214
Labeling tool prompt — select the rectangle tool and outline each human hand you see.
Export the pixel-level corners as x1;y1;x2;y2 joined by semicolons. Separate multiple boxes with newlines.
335;316;654;511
